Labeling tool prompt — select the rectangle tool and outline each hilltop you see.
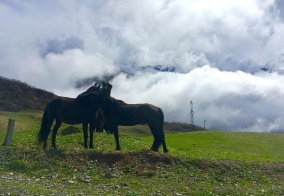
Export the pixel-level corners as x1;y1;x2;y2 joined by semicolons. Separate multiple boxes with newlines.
0;76;58;112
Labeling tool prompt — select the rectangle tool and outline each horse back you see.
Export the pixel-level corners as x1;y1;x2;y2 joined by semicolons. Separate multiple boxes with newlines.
113;103;162;126
48;98;89;124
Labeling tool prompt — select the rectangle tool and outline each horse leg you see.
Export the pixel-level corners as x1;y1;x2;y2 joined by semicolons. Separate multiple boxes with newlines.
43;140;48;149
51;120;62;149
89;122;95;149
82;123;88;148
112;126;121;151
43;119;53;149
149;125;162;152
150;139;160;152
161;135;169;153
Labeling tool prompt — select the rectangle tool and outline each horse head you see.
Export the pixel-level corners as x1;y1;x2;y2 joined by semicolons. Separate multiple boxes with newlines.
77;83;100;97
103;82;112;97
76;82;112;107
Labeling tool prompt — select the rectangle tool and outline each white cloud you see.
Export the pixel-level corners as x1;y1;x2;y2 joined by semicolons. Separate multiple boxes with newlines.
110;66;284;132
33;49;117;91
1;0;283;73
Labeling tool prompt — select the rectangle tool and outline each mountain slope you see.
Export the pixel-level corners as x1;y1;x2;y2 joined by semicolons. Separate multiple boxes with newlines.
0;76;58;111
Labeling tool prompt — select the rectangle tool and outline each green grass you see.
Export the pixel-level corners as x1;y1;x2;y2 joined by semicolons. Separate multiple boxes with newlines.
0;110;42;131
0;110;284;195
141;131;284;162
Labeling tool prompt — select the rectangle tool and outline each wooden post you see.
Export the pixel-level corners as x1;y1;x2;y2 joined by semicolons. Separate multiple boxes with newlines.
3;119;15;146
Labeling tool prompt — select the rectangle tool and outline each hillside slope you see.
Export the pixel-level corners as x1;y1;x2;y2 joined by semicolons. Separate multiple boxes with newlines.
0;76;57;111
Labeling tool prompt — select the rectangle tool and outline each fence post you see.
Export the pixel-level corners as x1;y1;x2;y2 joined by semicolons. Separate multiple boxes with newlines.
3;119;15;146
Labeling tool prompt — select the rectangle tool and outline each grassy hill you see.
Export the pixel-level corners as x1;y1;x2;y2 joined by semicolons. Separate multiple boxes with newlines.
0;76;57;111
0;110;283;195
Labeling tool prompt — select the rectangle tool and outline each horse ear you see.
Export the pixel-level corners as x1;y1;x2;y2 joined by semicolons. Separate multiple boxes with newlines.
94;83;101;90
106;83;112;90
102;82;106;89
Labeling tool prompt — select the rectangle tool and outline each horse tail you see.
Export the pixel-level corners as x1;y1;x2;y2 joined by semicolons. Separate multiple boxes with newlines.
158;108;169;153
38;105;52;144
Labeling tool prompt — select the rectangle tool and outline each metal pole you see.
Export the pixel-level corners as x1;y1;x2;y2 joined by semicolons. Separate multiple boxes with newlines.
3;119;15;146
190;101;194;130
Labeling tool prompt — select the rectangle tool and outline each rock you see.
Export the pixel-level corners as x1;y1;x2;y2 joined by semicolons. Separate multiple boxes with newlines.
104;172;113;179
84;179;90;183
61;126;80;135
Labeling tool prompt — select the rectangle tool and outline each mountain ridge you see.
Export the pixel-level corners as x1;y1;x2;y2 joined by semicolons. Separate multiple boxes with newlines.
0;76;58;112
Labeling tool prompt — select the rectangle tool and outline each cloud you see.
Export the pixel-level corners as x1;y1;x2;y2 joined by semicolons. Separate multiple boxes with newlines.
40;36;84;57
23;49;117;92
1;0;284;132
1;0;283;75
110;66;284;132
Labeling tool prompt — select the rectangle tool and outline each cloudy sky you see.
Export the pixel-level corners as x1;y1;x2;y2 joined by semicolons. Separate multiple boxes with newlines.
1;0;284;132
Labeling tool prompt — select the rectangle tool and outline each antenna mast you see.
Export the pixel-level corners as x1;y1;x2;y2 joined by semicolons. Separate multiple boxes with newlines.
190;101;194;130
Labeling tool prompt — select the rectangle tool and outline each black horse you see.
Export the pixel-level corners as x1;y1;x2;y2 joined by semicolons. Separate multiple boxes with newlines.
38;83;112;149
96;97;169;153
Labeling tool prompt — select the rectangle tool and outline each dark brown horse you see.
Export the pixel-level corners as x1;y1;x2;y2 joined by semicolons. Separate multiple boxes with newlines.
97;97;169;153
38;83;112;149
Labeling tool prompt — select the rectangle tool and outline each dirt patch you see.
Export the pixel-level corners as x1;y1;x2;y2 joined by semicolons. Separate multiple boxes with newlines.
65;150;180;176
94;151;177;165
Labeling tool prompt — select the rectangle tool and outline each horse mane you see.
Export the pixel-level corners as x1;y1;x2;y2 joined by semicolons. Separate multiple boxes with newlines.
76;82;112;101
77;83;100;98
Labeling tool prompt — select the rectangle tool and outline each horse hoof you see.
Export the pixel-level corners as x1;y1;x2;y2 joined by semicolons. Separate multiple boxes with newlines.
151;148;158;152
